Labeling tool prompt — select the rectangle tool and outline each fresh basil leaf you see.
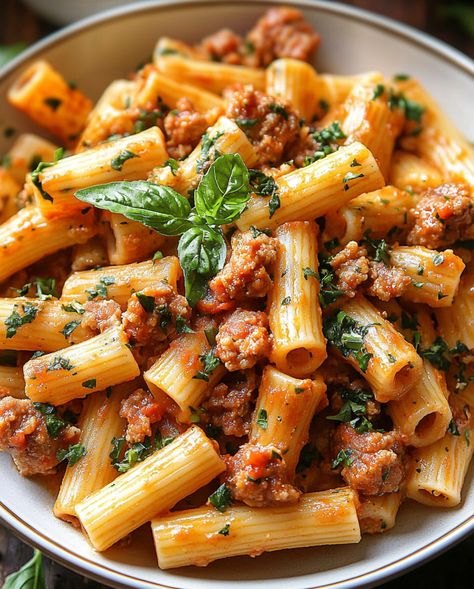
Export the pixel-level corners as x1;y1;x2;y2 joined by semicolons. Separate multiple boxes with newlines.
178;226;226;305
75;181;193;236
194;154;250;225
3;549;45;589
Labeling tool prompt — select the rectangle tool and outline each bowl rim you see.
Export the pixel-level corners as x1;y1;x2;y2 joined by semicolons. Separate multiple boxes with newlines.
0;1;473;588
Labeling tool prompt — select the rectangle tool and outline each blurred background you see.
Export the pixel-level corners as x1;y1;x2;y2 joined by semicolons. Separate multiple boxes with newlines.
0;0;473;587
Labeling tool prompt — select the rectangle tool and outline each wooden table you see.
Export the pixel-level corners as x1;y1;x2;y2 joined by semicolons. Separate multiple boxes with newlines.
1;0;473;587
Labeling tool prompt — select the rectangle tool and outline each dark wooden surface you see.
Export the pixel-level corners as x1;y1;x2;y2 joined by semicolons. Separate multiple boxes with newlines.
1;0;474;587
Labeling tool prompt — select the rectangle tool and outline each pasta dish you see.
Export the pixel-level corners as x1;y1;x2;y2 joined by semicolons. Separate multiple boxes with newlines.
0;6;473;569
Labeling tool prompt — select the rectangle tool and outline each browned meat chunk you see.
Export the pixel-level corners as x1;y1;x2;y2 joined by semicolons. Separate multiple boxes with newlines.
0;397;80;476
330;241;369;297
198;29;244;65
120;388;169;444
201;230;277;313
164;97;216;159
225;442;301;506
82;300;121;333
216;309;272;371
122;284;191;347
407;183;473;248
333;423;406;495
202;370;257;437
226;87;300;166
366;261;411;301
246;7;320;67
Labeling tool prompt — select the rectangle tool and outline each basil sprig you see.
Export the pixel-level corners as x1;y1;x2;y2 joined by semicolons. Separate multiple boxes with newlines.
75;154;250;305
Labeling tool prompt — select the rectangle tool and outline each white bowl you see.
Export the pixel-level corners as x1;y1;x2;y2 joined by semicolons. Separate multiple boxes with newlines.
0;1;473;588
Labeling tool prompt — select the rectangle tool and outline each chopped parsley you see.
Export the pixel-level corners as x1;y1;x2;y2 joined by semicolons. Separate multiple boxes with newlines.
432;253;444;266
176;315;194;334
44;97;62;111
204;327;217;346
111;149;139;171
82;379;96;389
362;233;391;266
296;443;322;473
16;277;58;300
136;292;155;312
420;337;468;371
303;267;318;280
218;523;231;536
305;121;346;165
34;402;67;439
331;448;354;469
5;303;39;338
46;356;74;372
196;132;223;173
235;118;259;128
317;255;345;307
256;408;268;430
163;158;179;176
372;84;385;100
60;320;81;338
268;103;288;119
323;311;374;372
57;443;86;467
61;301;85;314
193;349;222;381
268;191;281;218
327;387;376;434
447;418;460;436
208;483;232;512
86;276;115;300
343;172;365;191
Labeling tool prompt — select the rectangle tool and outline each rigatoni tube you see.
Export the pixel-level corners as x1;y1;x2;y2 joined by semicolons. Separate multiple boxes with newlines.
7;60;93;146
0;207;97;284
358;493;402;534
266;59;319;121
388;360;451;448
133;67;225;112
406;422;474;507
152;488;360;569
237;142;385;231
61;257;181;309
31;127;168;218
326;294;422;402
0;298;92;352
436;273;474;350
268;221;327;376
76;425;225;551
154;54;266;93
23;326;140;405
144;330;226;423
390;246;465;307
250;366;327;476
101;212;165;265
54;387;127;522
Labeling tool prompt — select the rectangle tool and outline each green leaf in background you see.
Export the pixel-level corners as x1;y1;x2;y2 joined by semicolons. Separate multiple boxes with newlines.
0;43;27;69
441;3;474;38
3;549;45;589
